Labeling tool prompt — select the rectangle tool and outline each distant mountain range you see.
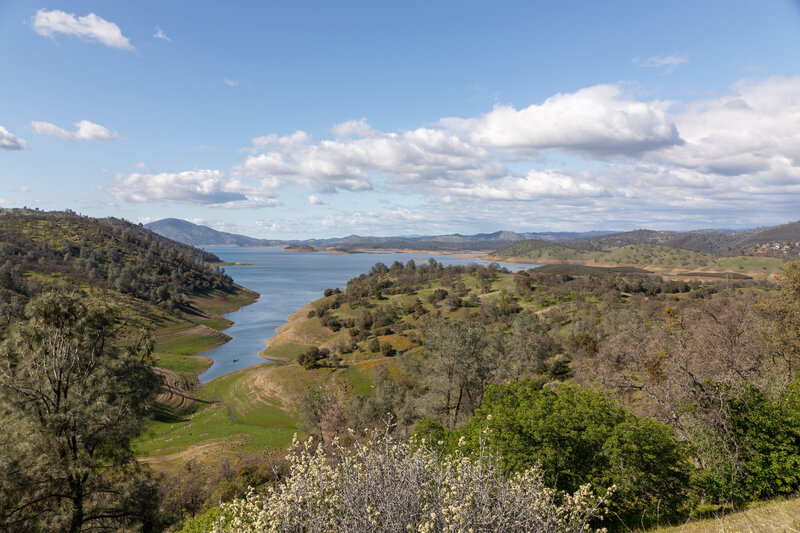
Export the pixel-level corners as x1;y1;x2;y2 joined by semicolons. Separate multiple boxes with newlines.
145;218;800;258
144;218;612;251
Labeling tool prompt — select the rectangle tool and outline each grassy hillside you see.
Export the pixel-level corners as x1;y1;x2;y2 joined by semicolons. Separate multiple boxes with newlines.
599;244;718;270
493;238;784;280
491;239;597;261
0;208;259;404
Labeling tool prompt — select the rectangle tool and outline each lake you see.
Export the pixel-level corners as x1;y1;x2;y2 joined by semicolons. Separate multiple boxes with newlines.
198;246;535;382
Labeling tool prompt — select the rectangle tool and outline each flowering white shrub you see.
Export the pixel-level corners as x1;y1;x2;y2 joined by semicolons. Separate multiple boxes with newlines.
211;431;612;533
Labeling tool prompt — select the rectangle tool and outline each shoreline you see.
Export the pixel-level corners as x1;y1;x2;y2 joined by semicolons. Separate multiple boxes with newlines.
155;284;260;378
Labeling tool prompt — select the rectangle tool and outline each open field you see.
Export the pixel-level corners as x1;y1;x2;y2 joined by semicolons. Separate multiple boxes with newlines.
137;361;327;470
489;242;786;281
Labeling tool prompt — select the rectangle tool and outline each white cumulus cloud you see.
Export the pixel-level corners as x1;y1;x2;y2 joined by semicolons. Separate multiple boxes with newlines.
32;9;134;51
106;169;280;209
441;84;682;157
654;77;800;178
31;120;117;142
446;170;607;201
96;76;800;230
241;120;507;193
0;126;27;150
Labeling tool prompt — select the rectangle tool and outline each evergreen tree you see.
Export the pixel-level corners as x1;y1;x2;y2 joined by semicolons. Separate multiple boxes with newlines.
0;293;160;532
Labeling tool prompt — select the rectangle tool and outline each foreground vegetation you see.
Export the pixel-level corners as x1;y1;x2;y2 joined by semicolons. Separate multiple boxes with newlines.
183;432;612;533
0;294;161;531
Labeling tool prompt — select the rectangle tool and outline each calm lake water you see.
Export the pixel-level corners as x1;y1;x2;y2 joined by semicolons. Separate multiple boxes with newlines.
198;246;534;383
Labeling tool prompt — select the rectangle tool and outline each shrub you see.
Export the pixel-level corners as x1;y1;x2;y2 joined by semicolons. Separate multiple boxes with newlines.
444;382;690;527
380;341;396;357
214;432;612;532
689;381;800;505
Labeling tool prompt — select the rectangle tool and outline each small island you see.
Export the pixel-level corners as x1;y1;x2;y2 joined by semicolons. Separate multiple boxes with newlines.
282;244;317;252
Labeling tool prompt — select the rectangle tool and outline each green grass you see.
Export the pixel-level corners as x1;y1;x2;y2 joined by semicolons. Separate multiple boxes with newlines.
189;287;259;315
135;403;298;457
711;256;784;279
153;324;230;356
338;364;376;395
205;371;298;428
194;316;234;330
154;353;213;374
262;342;310;362
138;363;306;460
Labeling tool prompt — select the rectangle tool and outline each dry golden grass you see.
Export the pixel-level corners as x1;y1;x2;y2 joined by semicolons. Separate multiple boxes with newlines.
652;496;800;533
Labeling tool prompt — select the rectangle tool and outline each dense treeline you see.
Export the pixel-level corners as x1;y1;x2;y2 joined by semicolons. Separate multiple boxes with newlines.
0;209;232;324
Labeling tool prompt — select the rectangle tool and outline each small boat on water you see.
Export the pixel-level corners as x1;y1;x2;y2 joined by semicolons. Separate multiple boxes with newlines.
232;358;239;362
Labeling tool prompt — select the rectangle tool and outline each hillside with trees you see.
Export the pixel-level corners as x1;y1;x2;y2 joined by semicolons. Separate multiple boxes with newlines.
146;252;800;531
492;239;786;279
0;209;243;318
0;208;258;391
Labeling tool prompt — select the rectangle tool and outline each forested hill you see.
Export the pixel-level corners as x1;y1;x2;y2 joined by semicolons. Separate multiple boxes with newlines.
0;208;235;324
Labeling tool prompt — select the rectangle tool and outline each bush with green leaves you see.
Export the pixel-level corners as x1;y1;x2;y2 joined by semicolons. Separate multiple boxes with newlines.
688;380;800;505
415;381;690;527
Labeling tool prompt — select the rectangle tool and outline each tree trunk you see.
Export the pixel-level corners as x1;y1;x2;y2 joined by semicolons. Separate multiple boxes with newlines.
69;481;83;533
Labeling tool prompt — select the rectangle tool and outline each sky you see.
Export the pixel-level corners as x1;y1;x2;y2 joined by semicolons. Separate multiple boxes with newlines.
2;1;800;239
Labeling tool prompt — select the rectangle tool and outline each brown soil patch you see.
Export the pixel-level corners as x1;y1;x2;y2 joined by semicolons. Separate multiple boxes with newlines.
261;304;325;357
153;367;201;413
239;365;296;409
141;437;249;472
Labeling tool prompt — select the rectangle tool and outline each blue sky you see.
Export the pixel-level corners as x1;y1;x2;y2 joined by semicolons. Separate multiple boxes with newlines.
2;1;800;238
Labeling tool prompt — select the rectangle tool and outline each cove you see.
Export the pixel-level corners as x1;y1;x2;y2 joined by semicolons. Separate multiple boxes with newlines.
198;246;533;383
